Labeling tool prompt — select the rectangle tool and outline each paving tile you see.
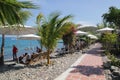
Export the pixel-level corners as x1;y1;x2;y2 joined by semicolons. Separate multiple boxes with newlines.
65;43;106;80
71;75;81;79
90;77;99;80
80;76;89;80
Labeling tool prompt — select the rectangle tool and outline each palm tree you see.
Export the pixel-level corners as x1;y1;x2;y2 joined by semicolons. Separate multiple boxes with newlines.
0;0;37;65
36;13;73;64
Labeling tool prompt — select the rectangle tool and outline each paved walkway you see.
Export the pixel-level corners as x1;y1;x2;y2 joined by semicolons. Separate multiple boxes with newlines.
55;43;106;80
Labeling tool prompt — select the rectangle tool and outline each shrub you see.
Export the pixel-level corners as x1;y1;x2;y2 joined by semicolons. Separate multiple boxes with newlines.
107;54;120;67
100;32;117;51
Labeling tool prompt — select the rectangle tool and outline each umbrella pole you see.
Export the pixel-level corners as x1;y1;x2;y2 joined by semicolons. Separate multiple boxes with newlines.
0;34;5;65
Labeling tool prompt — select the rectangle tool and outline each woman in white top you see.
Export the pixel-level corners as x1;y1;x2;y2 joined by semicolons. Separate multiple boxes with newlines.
22;53;30;64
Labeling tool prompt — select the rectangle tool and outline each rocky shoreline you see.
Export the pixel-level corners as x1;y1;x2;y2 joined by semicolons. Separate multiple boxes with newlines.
0;51;83;80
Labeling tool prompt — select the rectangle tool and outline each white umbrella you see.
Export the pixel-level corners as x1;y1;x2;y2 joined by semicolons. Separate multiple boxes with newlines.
96;27;114;33
75;30;88;35
87;34;98;39
17;34;40;40
0;25;38;61
17;34;40;52
77;25;96;29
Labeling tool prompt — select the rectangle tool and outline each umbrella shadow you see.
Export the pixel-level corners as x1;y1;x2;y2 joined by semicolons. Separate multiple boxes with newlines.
0;64;24;73
0;60;44;73
70;65;104;76
0;53;66;73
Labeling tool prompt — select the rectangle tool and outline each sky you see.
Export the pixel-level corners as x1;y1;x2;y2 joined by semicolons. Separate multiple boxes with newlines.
23;0;120;27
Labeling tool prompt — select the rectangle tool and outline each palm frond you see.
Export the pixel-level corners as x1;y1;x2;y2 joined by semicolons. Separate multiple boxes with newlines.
37;12;73;51
19;10;32;23
0;0;37;25
36;13;43;24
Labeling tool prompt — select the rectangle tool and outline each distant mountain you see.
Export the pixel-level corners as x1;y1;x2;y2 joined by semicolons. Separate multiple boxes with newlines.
78;26;98;34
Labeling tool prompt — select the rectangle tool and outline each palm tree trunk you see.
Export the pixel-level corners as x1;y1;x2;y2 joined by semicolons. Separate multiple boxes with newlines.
0;34;5;65
47;49;50;64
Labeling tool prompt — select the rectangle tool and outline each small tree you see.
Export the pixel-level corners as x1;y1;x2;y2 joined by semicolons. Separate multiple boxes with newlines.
36;13;73;64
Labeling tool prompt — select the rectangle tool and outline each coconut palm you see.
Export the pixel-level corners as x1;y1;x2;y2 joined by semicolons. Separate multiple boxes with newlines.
0;0;37;65
18;10;32;24
36;13;73;64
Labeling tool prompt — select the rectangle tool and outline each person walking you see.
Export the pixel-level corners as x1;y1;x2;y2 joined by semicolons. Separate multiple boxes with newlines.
12;45;18;61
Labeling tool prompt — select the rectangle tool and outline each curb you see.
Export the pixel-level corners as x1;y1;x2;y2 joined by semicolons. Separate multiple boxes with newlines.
54;54;86;80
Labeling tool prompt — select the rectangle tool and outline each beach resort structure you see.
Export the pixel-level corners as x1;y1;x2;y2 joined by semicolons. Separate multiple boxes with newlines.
0;0;120;80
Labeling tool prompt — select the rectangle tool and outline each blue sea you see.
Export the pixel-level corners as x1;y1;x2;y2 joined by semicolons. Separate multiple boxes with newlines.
0;37;63;60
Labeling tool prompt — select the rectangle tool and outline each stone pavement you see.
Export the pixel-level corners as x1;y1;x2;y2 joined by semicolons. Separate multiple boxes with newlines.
54;43;106;80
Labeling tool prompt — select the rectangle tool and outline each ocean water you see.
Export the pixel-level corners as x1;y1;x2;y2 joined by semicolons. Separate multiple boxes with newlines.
0;37;63;60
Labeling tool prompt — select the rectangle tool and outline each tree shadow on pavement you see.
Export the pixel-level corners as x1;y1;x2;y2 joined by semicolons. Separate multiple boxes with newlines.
70;65;104;76
86;47;104;57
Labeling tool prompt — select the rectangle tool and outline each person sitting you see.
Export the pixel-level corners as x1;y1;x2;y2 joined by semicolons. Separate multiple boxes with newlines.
31;52;36;59
19;55;24;64
36;47;42;53
21;53;30;64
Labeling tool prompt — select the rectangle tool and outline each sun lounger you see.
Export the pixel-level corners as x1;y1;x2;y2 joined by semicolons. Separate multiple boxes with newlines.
29;52;48;65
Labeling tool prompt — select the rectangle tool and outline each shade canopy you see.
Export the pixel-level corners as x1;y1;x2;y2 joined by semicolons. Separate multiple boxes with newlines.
96;27;114;33
77;25;96;29
75;30;88;35
87;34;98;39
17;34;40;40
0;25;37;35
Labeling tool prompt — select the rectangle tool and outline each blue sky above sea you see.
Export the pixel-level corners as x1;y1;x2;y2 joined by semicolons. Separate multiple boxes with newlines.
21;0;120;27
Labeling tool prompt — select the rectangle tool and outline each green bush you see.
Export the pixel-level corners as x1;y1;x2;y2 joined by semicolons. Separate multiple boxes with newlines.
107;54;120;67
100;32;117;51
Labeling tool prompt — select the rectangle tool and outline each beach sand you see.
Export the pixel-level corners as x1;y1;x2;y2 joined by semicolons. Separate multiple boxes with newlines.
0;51;84;80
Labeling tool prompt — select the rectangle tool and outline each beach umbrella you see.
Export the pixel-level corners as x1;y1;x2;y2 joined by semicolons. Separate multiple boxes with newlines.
96;27;114;33
0;25;38;59
75;30;88;35
17;34;40;40
87;34;98;39
17;34;41;52
77;25;96;29
17;33;40;48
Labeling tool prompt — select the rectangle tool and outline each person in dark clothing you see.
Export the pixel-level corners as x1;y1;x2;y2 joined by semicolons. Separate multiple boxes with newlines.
19;56;24;63
12;45;18;61
36;46;42;53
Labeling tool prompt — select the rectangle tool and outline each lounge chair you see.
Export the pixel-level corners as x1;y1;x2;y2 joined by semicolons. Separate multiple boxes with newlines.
28;52;48;65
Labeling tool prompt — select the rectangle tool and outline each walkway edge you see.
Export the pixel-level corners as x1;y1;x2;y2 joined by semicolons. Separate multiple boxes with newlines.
54;54;87;80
